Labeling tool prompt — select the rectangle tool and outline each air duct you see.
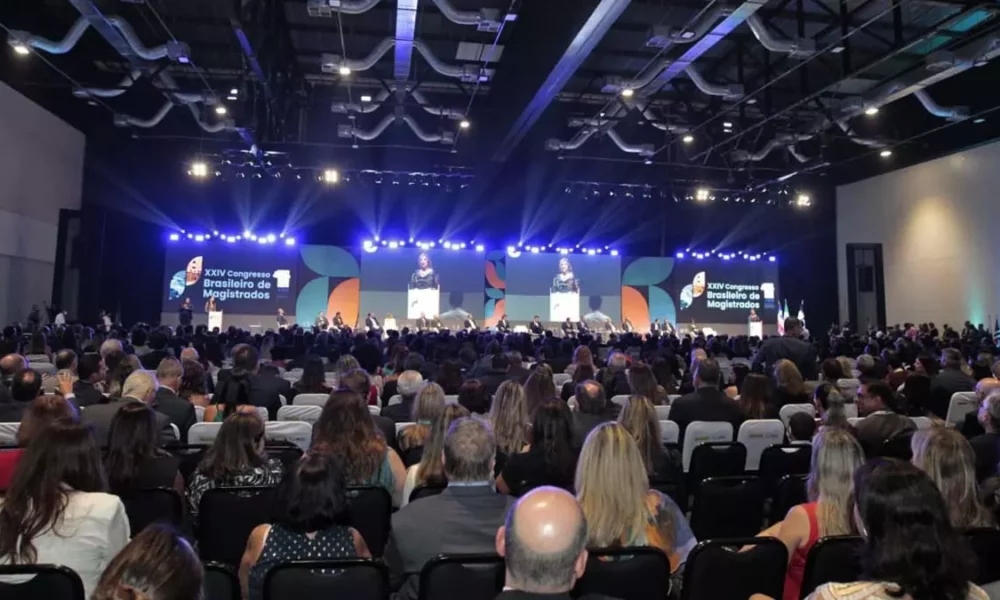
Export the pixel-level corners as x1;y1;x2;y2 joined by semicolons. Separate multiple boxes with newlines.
73;68;142;98
331;88;392;114
645;5;735;48
685;65;743;99
402;115;455;143
410;89;465;120
834;120;886;148
338;114;396;141
641;108;690;133
545;128;599;151
321;37;394;73
185;103;231;133
430;0;506;32
414;40;489;82
7;17;91;54
746;14;816;58
913;89;969;121
306;0;385;17
106;16;189;62
114;101;175;128
787;144;810;163
606;129;655;156
395;0;418;82
602;58;672;93
730;132;813;162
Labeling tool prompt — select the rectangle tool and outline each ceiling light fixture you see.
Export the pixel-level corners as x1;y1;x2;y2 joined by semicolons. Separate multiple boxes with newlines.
796;194;811;207
831;45;845;54
339;65;351;76
974;117;986;124
682;134;694;144
880;149;892;158
215;105;227;115
459;120;471;130
864;106;879;116
230;88;238;95
322;168;339;184
12;43;29;56
695;188;710;202
620;88;634;98
360;95;372;103
189;161;208;178
723;121;733;128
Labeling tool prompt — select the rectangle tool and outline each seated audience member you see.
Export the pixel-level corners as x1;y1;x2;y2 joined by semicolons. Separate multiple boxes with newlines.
339;368;398;447
402;404;470;505
434;359;464;395
972;389;1000;481
929;348;976;419
92;524;203;600
313;390;406;505
571;380;614;448
105;354;140;399
82;370;173;446
397;382;446;455
0;395;78;489
506;351;530;382
289;356;331;403
627;363;667;405
577;423;695;579
523;366;559;416
911;427;994;529
566;345;596;377
0;421;129;598
961;377;1000;438
773;359;811;408
819;358;847;385
42;349;76;394
154;358;197;443
458;379;490;415
72;352;106;407
739;373;778;420
216;344;283;419
104;403;183;496
619;395;679;483
382;370;424;423
757;428;864;600
387;418;513;600
597;351;631;398
497;399;577;495
787;412;817;444
100;338;124;361
0;369;41;422
898;372;933;417
813;384;850;430
562;363;595;401
138;332;170;370
495;487;592;600
186;412;284;519
883;350;908;390
808;459;987;600
476;354;511;398
854;380;915;452
854;354;880;382
490;381;530;471
669;358;744;445
240;452;370;600
204;367;258;422
179;358;211;407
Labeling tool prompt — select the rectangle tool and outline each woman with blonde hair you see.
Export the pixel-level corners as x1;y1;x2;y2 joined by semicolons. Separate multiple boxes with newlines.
489;380;529;461
618;395;675;482
912;427;994;529
397;382;446;453
756;427;864;600
575;423;696;576
773;359;809;408
401;404;470;505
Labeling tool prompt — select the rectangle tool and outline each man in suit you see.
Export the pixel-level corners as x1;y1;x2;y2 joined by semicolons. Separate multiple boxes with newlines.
0;354;26;404
381;370;423;423
0;369;42;422
464;316;478;331
669;358;744;445
529;316;544;335
571;381;614;449
929;348;976;419
332;311;345;328
314;311;329;330
365;312;381;333
386;418;513;600
561;318;575;337
479;354;512;397
650;319;661;335
415;313;429;330
72;352;106;407
154;358;197;443
216;344;284;420
751;317;818;380
40;349;77;395
139;331;171;371
497;314;511;333
495;487;596;600
81;370;173;445
855;380;915;452
506;351;530;383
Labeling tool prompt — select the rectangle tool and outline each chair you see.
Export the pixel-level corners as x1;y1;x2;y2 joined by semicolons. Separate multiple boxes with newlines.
195;405;206;422
263;559;389;600
946;391;978;426
368;405;382;416
188;422;223;445
264;441;304;469
844;403;859;418
388;394;402;406
418;553;504;600
573;547;672;600
878;430;914;460
799;536;864;599
120;487;184;534
690;476;765;539
293;393;328;407
346;486;392;557
396;422;416;436
0;564;85;600
779;403;816;426
167;423;181;443
654;404;671;420
660;420;679;444
553;373;572;387
444;395;459;405
681;537;787;600
911;416;933;430
964;527;1000;585
409;483;447;504
737;419;785;471
610;394;630;408
165;443;209;484
758;444;812;494
681;421;734;472
278;394;287;406
770;474;808;525
30;362;56;375
0;422;18;445
277;405;322;423
688;442;746;491
203;562;241;600
847;417;863;426
264;421;312;451
198;486;277;565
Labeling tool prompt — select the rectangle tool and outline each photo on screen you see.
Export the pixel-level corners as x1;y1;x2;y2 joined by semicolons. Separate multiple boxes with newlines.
505;252;621;325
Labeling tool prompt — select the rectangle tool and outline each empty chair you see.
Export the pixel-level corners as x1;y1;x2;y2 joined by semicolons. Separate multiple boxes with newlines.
654;405;671;420
573;547;672;600
346;486;392;558
198;486;277;565
263;421;312;451
0;565;85;600
277;405;322;423
119;487;184;535
0;422;18;445
611;394;630;408
779;404;816;427
188;422;223;446
799;536;864;599
262;559;389;600
681;537;787;600
964;528;1000;585
690;476;765;540
758;444;811;494
688;442;746;491
293;393;328;407
660;420;679;445
681;421;733;472
203;562;240;600
946;391;979;426
737;419;785;471
418;553;504;600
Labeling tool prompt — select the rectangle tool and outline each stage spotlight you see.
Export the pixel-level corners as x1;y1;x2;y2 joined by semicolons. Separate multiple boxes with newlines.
723;121;733;128
796;194;811;207
507;246;521;258
361;95;372;103
243;230;252;238
226;236;237;243
215;105;227;116
587;249;597;256
428;242;436;248
189;161;209;178
864;106;879;116
194;234;205;242
475;244;485;252
388;241;399;249
610;250;619;256
695;188;710;202
169;233;180;241
186;233;194;239
530;247;540;254
12;43;29;56
769;256;776;262
621;88;634;98
266;234;277;243
682;134;694;144
258;237;268;245
443;241;452;249
459;120;471;130
249;234;258;241
675;251;685;258
459;242;467;249
339;65;351;76
322;169;339;184
880;149;892;158
380;240;388;246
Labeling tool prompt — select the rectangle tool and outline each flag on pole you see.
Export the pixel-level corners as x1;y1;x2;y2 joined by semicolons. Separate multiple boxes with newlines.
784;299;791;324
994;316;999;346
797;300;806;328
777;302;785;335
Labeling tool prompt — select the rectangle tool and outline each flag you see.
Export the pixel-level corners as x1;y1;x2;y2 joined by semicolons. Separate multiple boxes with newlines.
777;302;785;335
995;316;999;346
797;300;806;328
783;299;791;325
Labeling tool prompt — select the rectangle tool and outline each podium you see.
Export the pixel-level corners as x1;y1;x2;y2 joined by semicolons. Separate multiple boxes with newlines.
407;288;440;319
208;311;223;331
550;291;580;322
749;320;763;338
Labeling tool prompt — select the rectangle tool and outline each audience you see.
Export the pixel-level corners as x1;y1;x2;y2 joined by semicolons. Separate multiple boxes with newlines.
819;358;847;385
929;348;976;419
178;358;212;407
382;370;424;423
773;359;810;408
82;370;173;445
571;380;614;448
397;381;446;455
217;344;283;419
497;399;577;495
562;363;595;401
0;395;78;489
153;358;197;443
597;351;630;398
854;380;915;451
813;384;850;430
627;363;666;405
458;379;490;415
911;427;994;529
753;317;817;380
619;395;677;483
523;366;558;415
740;373;778;419
669;358;744;445
434;359;463;395
971;389;1000;481
0;369;41;422
401;404;469;505
72;352;106;407
104;403;183;496
92;524;203;600
490;380;530;468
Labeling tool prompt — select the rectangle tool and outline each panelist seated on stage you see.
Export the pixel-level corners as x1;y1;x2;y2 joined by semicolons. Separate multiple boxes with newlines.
314;312;329;330
463;316;478;331
550;257;580;293
365;312;382;332
384;314;398;332
621;318;634;333
432;315;443;329
529;316;545;335
561;318;576;336
332;311;345;328
409;253;440;290
496;314;511;333
416;314;430;330
204;296;218;313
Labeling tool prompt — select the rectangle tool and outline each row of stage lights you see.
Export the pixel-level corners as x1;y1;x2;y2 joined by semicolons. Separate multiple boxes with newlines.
507;244;620;258
363;238;486;253
167;230;297;246
676;249;777;262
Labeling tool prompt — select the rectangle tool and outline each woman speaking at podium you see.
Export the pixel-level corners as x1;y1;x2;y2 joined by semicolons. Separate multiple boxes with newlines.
204;295;217;312
551;257;580;293
410;253;440;290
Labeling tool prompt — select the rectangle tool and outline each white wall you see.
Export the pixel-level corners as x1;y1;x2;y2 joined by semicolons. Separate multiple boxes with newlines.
0;80;85;324
837;140;1000;327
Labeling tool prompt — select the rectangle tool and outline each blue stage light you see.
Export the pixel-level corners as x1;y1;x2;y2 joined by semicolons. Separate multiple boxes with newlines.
429;242;436;248
243;230;251;238
587;249;597;256
194;234;205;242
388;241;399;249
675;251;684;258
530;247;540;254
769;256;777;262
186;233;194;239
169;233;180;241
212;230;219;236
279;232;286;238
285;238;296;246
558;248;569;255
507;246;521;258
266;234;277;243
408;237;415;243
475;244;485;252
225;236;236;243
374;235;380;242
610;250;619;256
258;237;268;245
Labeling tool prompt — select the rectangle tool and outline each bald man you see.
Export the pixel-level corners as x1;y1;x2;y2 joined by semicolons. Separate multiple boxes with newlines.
0;353;26;404
496;486;603;600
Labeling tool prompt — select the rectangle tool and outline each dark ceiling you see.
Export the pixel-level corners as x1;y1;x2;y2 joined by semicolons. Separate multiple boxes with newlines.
3;0;1000;199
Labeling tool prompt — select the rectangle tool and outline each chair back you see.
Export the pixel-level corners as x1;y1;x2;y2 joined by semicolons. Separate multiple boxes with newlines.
964;527;1000;585
946;391;979;425
799;536;864;599
388;394;402;406
189;422;222;445
690;476;764;539
911;416;933;430
262;559;389;600
264;421;312;450
195;405;206;422
418;554;504;600
758;444;811;493
688;442;747;489
347;486;392;557
30;363;56;375
844;403;858;419
203;562;240;600
368;405;382;416
0;564;85;600
198;486;277;565
878;430;914;460
770;474;808;525
165;443;209;485
654;404;671;420
681;537;787;600
779;403;816;426
660;420;679;444
681;421;733;472
553;373;572;386
120;487;184;534
293;393;328;407
737;419;785;471
847;417;863;426
0;422;18;445
277;405;322;423
409;483;447;504
836;379;860;401
610;394;630;408
264;441;304;469
573;547;672;600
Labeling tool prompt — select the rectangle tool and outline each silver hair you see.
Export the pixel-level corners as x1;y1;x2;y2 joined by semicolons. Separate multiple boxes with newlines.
122;370;159;401
397;370;425;399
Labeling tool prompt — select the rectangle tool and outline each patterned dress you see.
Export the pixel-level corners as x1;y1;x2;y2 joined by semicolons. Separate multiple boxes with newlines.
186;458;285;518
248;524;357;600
